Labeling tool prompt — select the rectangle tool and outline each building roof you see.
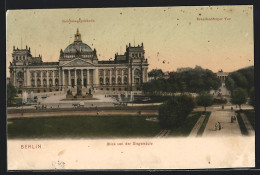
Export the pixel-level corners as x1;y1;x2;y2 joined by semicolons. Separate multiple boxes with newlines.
30;62;59;66
98;60;115;64
64;42;92;53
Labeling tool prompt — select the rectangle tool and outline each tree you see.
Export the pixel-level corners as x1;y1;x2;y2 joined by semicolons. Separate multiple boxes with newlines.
196;92;214;112
7;83;17;106
231;88;247;110
158;94;195;129
148;69;164;80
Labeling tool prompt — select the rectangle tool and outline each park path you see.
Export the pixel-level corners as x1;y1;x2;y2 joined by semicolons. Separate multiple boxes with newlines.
189;114;206;137
7;110;158;119
203;111;241;137
240;113;255;136
155;130;171;138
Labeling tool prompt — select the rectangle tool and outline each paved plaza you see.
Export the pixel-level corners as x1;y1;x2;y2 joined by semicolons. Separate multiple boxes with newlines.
203;111;242;137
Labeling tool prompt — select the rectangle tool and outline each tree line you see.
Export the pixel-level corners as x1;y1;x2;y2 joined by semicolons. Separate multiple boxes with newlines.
225;66;254;108
143;66;221;94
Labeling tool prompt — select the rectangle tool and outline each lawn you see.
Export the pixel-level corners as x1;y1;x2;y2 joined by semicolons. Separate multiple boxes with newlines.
168;112;204;137
8;115;161;139
197;112;211;136
243;110;255;130
236;112;248;136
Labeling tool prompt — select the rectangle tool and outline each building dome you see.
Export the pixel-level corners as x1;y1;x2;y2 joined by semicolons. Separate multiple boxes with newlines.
64;42;92;53
64;28;92;53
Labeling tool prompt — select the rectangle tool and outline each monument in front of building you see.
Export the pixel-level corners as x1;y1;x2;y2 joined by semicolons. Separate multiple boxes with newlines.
66;78;93;100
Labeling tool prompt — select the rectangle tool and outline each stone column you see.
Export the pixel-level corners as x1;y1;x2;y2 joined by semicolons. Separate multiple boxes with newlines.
115;68;118;85
58;69;61;90
94;68;99;86
109;69;112;85
62;69;65;89
87;69;90;86
34;71;36;87
131;68;134;86
128;68;131;84
26;69;29;87
74;69;76;88
103;70;105;86
68;69;71;87
40;71;43;87
81;69;84;86
47;71;49;86
52;71;54;87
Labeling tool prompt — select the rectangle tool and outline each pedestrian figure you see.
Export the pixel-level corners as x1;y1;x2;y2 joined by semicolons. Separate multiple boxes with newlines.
231;116;233;123
218;122;222;130
215;122;219;131
231;107;233;111
222;105;224;110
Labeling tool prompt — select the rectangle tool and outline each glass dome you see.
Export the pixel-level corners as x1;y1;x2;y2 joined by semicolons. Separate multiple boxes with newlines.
64;42;92;53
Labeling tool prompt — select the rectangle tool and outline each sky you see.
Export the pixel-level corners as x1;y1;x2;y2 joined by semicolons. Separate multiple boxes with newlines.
6;6;253;77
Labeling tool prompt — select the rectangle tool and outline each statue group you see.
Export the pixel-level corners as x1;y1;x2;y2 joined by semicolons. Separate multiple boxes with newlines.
66;78;93;100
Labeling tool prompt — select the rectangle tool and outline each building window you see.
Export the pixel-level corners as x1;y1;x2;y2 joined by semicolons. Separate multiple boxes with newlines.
105;77;110;85
113;88;115;91
37;79;41;87
55;79;59;87
49;79;53;87
84;79;87;87
18;72;24;79
31;79;35;87
105;70;110;76
118;88;121;91
99;77;103;85
43;71;47;77
123;69;128;75
112;77;115;85
134;69;141;76
43;79;47;87
124;76;127;84
124;87;127;91
106;88;109;91
99;70;104;76
118;77;122;85
139;53;141;57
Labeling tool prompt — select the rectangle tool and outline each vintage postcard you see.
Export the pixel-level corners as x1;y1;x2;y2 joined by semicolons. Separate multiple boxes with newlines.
6;6;254;170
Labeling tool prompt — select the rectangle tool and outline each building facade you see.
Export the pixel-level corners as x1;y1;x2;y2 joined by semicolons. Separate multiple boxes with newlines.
216;70;229;83
9;29;149;93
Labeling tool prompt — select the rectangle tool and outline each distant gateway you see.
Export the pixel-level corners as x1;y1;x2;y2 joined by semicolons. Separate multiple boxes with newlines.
9;29;149;93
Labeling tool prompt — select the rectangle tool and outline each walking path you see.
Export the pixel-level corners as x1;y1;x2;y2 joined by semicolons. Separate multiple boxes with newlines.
7;110;158;119
189;114;206;137
203;111;241;137
240;113;255;136
155;130;171;138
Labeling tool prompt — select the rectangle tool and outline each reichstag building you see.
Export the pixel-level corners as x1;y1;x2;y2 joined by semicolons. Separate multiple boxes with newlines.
9;29;149;93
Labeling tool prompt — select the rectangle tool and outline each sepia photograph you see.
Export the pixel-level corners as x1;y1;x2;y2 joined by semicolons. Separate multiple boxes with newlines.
6;6;254;169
